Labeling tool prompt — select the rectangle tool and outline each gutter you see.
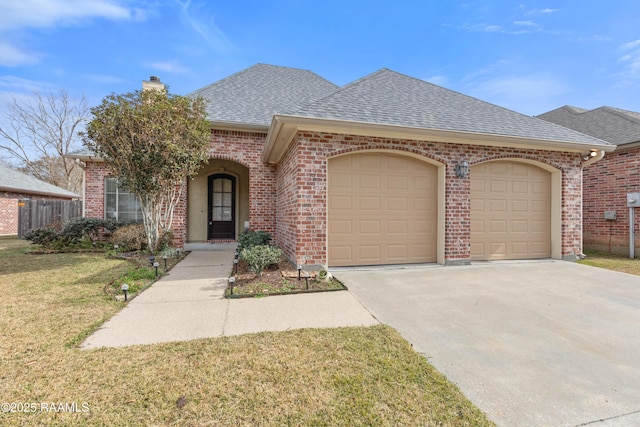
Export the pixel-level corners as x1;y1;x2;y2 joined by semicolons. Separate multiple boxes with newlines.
263;114;616;165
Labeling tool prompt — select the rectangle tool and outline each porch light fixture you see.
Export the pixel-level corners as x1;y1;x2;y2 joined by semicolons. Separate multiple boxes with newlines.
228;276;236;295
583;150;598;161
121;283;129;302
455;160;469;178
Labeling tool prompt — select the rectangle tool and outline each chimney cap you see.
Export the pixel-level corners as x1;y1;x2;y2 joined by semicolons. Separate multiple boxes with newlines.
150;76;160;82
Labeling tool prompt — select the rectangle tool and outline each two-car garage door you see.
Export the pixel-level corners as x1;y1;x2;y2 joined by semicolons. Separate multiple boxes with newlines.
327;153;551;266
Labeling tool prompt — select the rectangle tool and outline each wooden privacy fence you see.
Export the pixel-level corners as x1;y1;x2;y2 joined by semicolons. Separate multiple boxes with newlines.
18;199;82;238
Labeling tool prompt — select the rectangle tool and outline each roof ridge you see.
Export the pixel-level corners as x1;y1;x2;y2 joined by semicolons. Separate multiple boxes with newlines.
598;106;640;126
187;63;330;97
290;68;389;114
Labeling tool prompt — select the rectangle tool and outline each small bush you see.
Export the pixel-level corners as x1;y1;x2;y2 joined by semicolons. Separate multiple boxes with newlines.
24;227;59;249
110;224;147;252
240;244;282;276
60;217;123;242
237;230;272;253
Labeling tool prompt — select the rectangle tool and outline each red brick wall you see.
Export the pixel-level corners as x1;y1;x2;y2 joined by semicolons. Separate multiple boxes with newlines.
83;129;277;248
0;193;20;235
0;192;74;235
583;146;640;255
208;130;276;235
276;131;583;266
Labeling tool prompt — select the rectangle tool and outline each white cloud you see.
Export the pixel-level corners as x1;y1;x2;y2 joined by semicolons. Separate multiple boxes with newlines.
0;75;52;92
462;64;568;114
514;20;537;27
525;8;559;16
176;0;235;53
0;41;41;66
0;1;144;68
617;39;640;84
149;61;190;74
82;74;128;84
0;0;132;31
425;75;450;87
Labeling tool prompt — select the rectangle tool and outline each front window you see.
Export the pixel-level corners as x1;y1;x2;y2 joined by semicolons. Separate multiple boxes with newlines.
105;178;143;223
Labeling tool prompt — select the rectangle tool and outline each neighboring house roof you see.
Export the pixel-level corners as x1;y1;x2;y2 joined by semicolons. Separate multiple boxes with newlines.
537;105;640;146
0;163;79;198
188;63;340;129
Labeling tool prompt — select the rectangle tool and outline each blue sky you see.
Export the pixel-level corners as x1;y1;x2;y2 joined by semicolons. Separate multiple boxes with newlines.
1;0;639;117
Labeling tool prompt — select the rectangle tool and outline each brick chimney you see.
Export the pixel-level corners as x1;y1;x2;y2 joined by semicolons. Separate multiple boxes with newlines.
142;76;166;92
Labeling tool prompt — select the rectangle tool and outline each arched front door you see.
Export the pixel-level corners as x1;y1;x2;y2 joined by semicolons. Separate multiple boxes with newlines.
208;174;236;239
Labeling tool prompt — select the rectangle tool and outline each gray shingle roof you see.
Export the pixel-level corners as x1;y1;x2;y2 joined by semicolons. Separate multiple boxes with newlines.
188;63;340;127
291;69;610;146
537;105;640;146
0;163;79;198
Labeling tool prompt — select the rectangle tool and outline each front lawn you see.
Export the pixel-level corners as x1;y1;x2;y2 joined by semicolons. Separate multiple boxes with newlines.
0;237;493;426
578;250;640;276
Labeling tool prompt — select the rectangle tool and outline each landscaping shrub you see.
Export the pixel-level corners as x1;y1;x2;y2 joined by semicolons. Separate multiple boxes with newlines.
237;230;272;253
110;224;147;252
240;244;282;276
59;217;122;242
23;227;59;249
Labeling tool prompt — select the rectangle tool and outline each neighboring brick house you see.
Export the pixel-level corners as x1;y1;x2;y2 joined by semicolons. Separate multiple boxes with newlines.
0;163;79;235
538;105;640;255
71;64;613;267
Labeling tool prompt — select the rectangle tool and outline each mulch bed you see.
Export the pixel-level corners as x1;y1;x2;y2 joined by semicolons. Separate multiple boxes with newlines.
227;258;346;298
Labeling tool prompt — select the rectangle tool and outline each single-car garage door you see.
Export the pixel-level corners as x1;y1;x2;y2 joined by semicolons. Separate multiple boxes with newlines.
328;152;437;266
470;161;551;260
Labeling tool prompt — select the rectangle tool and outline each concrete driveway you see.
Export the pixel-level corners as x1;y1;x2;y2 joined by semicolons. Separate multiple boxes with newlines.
335;260;640;427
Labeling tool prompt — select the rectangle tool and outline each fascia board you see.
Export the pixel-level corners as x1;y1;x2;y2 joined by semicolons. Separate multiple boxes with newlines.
263;115;616;164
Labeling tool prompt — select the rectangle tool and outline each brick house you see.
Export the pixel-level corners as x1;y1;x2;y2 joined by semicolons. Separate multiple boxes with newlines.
538;106;640;255
71;64;613;267
0;163;79;235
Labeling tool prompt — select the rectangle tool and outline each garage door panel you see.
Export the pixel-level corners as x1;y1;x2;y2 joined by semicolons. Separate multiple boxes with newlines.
358;220;381;234
471;161;551;261
328;152;437;266
490;199;507;212
329;220;352;234
387;197;408;210
358;196;380;211
330;195;352;211
359;175;380;189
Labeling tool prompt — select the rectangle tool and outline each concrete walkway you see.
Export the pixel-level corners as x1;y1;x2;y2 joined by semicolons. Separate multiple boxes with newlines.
81;251;378;349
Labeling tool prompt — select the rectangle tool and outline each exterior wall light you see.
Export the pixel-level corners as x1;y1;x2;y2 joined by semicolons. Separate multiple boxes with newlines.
455;160;469;178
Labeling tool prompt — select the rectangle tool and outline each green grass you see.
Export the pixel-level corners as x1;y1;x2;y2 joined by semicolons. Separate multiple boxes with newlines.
578;250;640;276
0;238;493;426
